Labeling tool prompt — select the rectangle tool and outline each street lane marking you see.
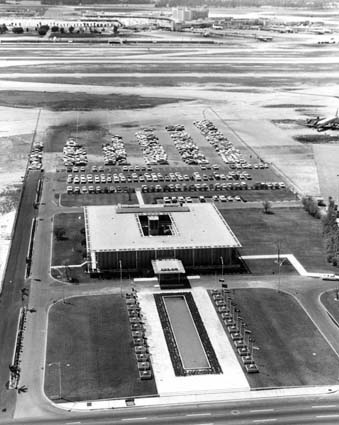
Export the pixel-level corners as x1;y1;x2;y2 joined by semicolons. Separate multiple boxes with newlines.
316;414;339;418
122;418;147;422
253;420;277;423
186;412;212;417
194;423;214;425
65;422;81;425
250;409;275;413
312;405;337;408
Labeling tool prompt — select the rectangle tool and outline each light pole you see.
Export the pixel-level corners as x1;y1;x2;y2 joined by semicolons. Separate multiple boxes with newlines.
276;241;282;293
119;260;123;297
244;329;252;347
48;362;61;400
220;256;224;282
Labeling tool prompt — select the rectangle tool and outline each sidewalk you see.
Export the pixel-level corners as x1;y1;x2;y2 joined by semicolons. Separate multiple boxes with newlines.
57;385;339;412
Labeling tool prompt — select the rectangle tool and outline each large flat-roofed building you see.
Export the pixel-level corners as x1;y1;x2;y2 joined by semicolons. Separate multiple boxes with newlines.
84;203;241;273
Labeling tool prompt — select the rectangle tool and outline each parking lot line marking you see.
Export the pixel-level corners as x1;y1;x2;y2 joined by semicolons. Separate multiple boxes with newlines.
186;412;211;417
250;409;275;413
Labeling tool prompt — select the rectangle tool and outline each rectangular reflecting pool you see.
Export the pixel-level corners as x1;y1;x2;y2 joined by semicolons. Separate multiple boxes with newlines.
163;295;210;370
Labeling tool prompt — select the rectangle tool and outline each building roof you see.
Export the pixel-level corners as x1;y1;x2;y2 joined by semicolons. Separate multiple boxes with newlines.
152;259;186;275
84;203;241;253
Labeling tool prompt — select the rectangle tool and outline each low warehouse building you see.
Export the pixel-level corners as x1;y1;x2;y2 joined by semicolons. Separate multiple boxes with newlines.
84;203;241;273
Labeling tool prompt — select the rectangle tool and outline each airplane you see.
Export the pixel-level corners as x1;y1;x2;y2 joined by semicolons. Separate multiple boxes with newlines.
306;108;339;131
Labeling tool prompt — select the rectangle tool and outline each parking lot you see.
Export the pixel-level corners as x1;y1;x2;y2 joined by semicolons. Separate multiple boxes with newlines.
51;117;297;208
56;161;295;207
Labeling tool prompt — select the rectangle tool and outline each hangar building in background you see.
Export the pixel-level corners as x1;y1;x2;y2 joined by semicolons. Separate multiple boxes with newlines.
84;203;241;273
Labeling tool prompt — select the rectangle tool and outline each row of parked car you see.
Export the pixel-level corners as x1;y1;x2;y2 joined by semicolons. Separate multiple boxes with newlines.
167;125;209;165
28;140;43;170
142;182;249;193
66;185;134;194
125;293;152;380
163;195;242;204
141;180;286;193
194;120;248;167
67;172;129;185
63;138;88;166
135;128;168;165
102;135;128;166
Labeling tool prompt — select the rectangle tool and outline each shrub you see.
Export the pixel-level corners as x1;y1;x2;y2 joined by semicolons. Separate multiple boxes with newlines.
12;27;24;34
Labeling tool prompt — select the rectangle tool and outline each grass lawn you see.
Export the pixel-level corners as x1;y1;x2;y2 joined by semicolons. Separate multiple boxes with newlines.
230;289;339;387
52;213;86;267
321;290;339;323
243;257;296;276
60;192;138;207
143;189;295;205
45;294;157;402
221;207;331;273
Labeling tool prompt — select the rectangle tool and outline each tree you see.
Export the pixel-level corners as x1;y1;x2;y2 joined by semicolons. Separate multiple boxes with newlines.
12;27;24;34
51;26;59;32
262;199;272;214
68;26;74;34
302;195;320;219
0;24;8;34
322;197;339;264
17;385;27;394
38;25;49;36
54;227;66;241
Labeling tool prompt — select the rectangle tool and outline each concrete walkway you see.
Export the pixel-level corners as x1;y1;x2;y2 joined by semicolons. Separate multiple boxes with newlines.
240;254;338;279
58;385;338;412
135;188;144;205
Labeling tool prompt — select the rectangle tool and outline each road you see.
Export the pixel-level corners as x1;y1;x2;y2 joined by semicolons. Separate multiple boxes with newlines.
0;170;41;418
5;394;339;425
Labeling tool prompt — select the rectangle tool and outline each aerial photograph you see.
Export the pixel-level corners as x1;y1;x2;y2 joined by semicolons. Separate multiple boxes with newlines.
0;0;339;424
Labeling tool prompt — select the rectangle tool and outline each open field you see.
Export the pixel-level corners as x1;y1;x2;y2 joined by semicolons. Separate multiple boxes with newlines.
221;207;331;273
52;212;85;266
0;90;186;111
229;289;339;387
45;294;157;402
